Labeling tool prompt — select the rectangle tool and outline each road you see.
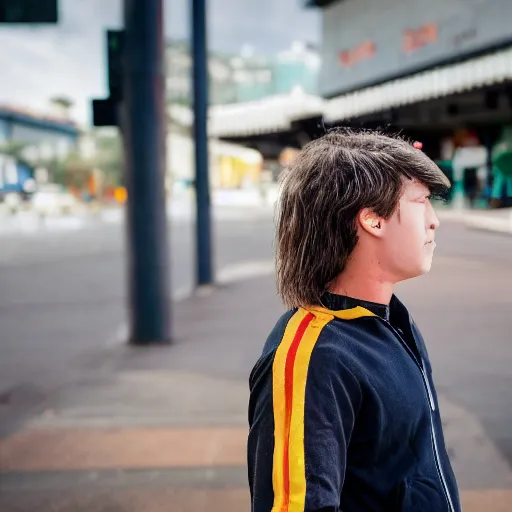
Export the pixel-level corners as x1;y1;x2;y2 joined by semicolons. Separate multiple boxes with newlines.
0;211;511;472
397;222;512;467
0;210;275;399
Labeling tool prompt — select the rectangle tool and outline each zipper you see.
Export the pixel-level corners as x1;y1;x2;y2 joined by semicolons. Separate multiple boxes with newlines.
422;359;436;411
373;318;456;512
421;359;456;512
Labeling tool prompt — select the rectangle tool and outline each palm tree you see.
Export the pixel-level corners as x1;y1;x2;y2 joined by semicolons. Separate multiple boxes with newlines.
49;96;74;118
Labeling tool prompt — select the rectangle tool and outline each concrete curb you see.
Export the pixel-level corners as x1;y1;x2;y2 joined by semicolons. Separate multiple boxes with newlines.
438;209;512;235
464;215;512;235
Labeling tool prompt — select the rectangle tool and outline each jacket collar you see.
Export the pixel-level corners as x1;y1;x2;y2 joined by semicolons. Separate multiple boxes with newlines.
319;292;390;321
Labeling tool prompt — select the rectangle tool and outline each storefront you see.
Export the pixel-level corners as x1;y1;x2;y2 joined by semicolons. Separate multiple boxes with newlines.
309;0;512;207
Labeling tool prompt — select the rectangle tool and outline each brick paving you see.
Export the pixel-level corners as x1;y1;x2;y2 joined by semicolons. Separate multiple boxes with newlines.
0;427;247;472
1;256;512;511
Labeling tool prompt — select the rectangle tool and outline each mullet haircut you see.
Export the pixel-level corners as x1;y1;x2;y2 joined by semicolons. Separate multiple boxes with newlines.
275;128;450;309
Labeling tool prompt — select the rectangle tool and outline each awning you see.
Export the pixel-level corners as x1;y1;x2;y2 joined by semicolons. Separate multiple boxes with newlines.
325;46;512;122
209;87;324;138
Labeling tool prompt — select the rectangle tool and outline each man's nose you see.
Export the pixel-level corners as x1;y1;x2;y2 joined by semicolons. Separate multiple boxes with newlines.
428;202;440;230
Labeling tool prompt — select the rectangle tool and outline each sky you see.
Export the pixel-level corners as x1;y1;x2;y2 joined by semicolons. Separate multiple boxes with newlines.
0;0;319;125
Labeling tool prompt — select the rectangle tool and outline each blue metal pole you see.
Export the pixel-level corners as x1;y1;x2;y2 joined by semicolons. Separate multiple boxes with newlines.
122;0;171;344
192;0;213;286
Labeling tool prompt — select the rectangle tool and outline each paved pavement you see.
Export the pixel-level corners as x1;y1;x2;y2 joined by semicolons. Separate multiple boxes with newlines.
0;212;511;511
0;191;271;237
438;206;512;235
0;208;275;398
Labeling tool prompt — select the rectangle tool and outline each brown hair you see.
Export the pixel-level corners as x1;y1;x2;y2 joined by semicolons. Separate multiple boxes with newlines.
275;129;450;309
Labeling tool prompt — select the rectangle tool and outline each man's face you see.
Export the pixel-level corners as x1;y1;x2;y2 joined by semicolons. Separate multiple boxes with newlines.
380;180;440;283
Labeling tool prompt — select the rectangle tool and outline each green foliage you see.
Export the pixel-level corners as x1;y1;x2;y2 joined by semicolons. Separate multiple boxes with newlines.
0;140;27;160
93;130;124;187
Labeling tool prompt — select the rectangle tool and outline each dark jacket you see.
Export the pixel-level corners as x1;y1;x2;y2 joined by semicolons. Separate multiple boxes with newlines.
247;293;460;511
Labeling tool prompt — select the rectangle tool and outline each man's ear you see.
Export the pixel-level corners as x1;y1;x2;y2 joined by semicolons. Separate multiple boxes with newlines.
357;208;384;238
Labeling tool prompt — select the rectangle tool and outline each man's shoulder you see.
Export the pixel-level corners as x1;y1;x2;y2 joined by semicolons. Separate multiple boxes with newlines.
264;310;365;369
262;309;352;351
250;309;370;391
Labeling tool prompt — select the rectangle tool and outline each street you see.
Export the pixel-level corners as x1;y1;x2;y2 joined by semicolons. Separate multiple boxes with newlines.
0;210;511;508
0;210;275;405
396;222;512;466
1;0;511;508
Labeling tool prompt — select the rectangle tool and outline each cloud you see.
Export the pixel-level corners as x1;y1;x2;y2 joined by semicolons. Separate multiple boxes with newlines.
0;0;123;123
0;0;318;125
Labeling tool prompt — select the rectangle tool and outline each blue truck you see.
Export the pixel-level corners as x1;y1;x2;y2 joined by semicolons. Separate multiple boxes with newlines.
0;155;35;210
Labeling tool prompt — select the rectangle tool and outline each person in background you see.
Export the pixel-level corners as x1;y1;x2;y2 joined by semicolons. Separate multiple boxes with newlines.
247;129;460;512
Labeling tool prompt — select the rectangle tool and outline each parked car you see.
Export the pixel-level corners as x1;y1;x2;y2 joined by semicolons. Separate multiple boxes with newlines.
31;185;77;216
2;191;23;214
0;155;35;213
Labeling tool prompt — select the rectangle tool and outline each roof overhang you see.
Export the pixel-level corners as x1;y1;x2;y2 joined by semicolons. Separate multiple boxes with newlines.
303;0;337;7
324;46;512;123
209;88;324;138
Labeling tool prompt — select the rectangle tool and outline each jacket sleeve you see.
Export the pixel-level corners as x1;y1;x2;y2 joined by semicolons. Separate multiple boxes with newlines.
299;343;362;511
248;329;362;512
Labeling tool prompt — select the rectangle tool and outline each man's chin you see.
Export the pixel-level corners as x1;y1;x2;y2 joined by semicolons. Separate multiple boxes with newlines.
401;262;433;281
420;259;434;275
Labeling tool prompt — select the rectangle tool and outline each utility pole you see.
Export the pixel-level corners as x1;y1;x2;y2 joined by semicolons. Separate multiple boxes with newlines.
192;0;213;286
122;0;171;344
2;0;171;345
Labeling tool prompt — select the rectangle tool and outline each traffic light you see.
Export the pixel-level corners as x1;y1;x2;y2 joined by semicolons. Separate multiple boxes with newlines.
92;99;118;127
107;30;125;102
0;0;58;23
92;29;125;127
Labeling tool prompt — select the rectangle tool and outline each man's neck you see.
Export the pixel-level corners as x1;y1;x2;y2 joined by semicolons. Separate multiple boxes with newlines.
329;267;393;305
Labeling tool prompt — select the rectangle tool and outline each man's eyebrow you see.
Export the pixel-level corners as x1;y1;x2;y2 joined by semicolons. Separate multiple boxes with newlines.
410;190;430;200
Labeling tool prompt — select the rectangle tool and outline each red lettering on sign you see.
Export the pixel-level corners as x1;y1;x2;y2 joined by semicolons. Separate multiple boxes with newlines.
339;40;376;67
403;23;438;53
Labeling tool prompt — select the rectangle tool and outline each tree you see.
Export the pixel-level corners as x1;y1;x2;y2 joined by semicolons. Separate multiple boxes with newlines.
49;96;74;118
93;130;124;187
50;96;74;109
0;140;28;161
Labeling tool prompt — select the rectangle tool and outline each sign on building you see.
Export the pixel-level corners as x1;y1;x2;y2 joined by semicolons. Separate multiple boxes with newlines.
320;0;512;97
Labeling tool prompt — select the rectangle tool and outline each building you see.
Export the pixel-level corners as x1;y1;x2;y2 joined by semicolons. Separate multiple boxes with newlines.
165;40;320;107
0;106;80;195
0;106;79;161
211;0;512;206
167;104;263;191
229;42;320;102
308;0;512;206
229;47;274;104
166;41;239;106
273;41;320;96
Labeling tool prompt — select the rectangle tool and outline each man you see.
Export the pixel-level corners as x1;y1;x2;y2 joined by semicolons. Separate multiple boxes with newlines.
247;130;460;511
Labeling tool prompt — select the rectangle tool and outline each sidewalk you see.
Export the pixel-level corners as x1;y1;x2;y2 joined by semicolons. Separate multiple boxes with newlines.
2;187;511;237
0;193;275;237
1;275;512;511
438;206;512;235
